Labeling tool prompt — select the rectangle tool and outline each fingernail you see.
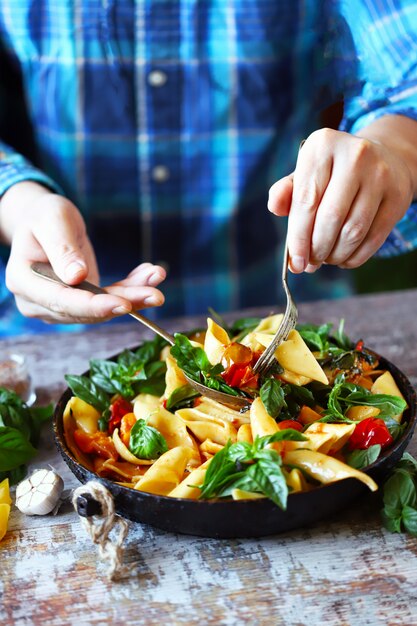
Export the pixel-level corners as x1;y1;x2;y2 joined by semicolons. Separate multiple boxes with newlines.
112;305;131;315
144;295;162;306
66;261;86;280
147;271;164;287
291;255;305;273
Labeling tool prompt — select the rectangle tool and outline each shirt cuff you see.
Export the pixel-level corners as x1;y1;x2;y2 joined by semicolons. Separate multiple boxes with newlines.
0;143;63;197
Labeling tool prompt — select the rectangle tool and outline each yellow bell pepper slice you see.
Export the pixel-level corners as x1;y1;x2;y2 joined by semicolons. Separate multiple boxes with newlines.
0;478;12;541
0;478;12;505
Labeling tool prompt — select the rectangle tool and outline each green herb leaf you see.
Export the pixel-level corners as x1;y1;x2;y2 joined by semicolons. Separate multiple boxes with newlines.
333;319;353;351
383;468;417;510
165;384;200;411
0;426;37;472
345;444;381;470
260;378;287;419
402;506;417;535
129;419;168;460
65;375;110;412
246;456;288;509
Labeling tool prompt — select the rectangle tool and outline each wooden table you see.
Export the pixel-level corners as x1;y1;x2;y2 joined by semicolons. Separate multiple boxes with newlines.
1;289;417;626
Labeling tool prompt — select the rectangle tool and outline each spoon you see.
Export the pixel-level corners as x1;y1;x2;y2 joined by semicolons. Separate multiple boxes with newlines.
31;262;250;410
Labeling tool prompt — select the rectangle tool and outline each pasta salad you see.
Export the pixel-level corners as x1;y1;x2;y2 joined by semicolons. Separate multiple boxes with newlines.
63;315;408;509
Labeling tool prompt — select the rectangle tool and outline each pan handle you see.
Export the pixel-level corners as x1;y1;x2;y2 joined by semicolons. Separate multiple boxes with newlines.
75;492;103;517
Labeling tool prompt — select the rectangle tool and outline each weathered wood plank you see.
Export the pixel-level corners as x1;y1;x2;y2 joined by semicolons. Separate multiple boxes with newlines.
1;290;417;626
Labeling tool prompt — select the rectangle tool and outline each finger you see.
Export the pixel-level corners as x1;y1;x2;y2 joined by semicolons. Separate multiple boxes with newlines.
14;293;123;324
268;174;294;217
307;166;363;266
324;189;381;265
31;201;90;284
339;198;394;269
105;283;165;308
124;263;167;287
304;263;322;273
287;140;333;272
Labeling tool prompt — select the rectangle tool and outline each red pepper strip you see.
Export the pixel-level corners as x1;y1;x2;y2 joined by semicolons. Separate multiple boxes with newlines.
348;417;393;451
278;419;304;432
355;340;364;352
108;397;133;435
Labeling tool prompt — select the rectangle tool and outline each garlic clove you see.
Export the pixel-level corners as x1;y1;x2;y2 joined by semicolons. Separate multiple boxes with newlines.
16;469;64;516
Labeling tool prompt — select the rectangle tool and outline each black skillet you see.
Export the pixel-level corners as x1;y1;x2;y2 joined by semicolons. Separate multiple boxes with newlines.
54;354;417;538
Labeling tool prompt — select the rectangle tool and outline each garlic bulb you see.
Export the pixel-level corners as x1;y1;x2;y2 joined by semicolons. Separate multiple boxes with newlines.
16;469;64;515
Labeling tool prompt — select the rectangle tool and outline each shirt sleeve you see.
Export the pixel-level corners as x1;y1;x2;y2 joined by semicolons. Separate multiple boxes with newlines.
339;0;417;257
0;139;63;197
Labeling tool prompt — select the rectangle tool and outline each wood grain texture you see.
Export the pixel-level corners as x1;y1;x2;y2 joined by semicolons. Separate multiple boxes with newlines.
1;290;417;626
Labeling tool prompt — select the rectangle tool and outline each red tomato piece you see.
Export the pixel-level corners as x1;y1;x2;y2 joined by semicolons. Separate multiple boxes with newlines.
348;417;393;450
278;420;304;432
108;397;133;435
73;429;118;459
222;364;259;389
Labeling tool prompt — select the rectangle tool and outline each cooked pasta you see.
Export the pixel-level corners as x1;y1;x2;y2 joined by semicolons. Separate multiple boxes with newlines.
63;315;408;510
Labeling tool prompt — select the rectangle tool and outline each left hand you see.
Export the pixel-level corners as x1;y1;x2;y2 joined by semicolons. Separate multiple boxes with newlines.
267;128;414;272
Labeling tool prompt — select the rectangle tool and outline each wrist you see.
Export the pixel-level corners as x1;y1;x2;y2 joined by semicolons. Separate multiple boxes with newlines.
0;181;54;244
356;115;417;199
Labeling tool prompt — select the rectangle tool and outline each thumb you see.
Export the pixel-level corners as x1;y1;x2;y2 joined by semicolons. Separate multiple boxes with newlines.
32;199;89;284
267;173;294;217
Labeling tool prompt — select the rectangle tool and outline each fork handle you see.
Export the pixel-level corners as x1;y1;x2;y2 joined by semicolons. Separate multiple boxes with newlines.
30;261;175;345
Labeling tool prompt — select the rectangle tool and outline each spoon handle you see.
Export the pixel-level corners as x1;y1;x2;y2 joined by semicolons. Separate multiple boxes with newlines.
30;262;175;345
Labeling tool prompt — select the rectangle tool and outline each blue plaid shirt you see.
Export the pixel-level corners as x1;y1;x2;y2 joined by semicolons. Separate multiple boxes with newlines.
1;0;417;336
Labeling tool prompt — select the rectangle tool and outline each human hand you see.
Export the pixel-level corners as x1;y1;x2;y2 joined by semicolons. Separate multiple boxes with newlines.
2;184;166;324
267;128;414;272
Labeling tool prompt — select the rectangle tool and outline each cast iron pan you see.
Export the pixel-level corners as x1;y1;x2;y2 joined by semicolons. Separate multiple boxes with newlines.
54;353;417;538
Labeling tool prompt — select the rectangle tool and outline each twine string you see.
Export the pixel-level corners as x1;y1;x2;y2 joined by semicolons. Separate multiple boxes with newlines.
72;481;129;581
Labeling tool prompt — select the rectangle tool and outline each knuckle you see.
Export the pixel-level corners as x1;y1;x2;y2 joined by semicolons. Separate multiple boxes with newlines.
350;137;372;168
341;220;368;247
294;182;321;212
309;127;336;147
373;160;390;186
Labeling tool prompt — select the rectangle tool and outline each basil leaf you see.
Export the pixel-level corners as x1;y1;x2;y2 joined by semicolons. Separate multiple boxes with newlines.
260;378;286;419
165;385;200;411
89;359;120;394
129;419;168;460
345;444;381;470
402;506;417;535
138;336;167;361
0;426;36;472
199;442;237;499
254;430;307;452
246;457;288;510
396;452;417;474
65;375;110;412
383;469;417;510
345;392;406;418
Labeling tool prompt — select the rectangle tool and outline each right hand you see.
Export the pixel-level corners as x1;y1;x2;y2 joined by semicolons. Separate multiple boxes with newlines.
1;183;166;324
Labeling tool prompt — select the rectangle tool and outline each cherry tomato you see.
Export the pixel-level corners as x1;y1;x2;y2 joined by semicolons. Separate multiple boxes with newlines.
348;417;393;450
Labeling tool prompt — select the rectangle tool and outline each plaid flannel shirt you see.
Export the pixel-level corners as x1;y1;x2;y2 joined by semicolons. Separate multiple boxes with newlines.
1;0;417;335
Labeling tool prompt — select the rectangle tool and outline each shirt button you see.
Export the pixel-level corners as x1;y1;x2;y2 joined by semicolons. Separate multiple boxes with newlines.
148;70;168;87
152;165;170;182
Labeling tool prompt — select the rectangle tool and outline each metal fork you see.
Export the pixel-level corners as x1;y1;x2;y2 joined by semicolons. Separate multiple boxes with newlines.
253;238;298;377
